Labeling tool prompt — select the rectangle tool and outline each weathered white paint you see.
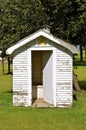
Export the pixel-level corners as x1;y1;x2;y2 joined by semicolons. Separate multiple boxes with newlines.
13;49;29;106
56;48;73;107
6;27;78;108
11;42;73;107
11;40;73;107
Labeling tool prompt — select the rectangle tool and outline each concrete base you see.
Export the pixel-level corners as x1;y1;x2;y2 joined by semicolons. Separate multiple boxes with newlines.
32;99;54;107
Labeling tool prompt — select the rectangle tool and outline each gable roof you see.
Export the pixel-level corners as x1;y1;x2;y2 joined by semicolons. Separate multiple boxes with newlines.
6;28;78;55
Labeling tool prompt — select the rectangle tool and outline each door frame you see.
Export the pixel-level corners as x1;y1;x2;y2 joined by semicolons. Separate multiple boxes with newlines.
28;46;56;106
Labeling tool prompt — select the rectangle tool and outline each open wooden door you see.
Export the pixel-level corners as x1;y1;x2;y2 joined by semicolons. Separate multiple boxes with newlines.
43;51;53;105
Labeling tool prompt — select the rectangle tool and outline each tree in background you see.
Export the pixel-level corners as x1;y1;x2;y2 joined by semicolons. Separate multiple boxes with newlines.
40;0;86;61
0;0;46;74
0;0;86;74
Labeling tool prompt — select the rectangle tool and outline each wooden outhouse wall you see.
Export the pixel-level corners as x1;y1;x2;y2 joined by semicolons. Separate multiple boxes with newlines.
12;41;73;107
13;47;29;106
56;47;73;107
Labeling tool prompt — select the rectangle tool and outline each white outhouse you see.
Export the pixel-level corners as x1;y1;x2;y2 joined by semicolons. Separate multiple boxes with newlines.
6;27;77;107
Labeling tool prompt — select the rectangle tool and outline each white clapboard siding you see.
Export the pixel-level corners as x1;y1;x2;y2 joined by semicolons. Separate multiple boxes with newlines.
13;49;29;106
56;48;73;107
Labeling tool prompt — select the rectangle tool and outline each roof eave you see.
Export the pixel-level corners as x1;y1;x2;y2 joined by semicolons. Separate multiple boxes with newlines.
6;29;78;55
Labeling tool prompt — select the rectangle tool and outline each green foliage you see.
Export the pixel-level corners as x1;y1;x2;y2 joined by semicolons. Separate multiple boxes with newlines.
0;0;86;58
41;0;86;44
0;0;46;57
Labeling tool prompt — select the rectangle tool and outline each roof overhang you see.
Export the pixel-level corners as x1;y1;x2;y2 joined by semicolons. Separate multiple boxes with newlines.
6;29;78;55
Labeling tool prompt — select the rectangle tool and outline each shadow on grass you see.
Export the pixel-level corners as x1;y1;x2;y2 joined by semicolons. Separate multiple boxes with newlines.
6;72;13;75
3;90;13;94
73;61;86;66
79;81;86;90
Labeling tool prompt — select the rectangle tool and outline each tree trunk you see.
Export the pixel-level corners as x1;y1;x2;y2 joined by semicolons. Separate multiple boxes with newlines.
7;56;11;74
73;74;81;91
2;58;4;75
85;45;86;59
80;44;83;62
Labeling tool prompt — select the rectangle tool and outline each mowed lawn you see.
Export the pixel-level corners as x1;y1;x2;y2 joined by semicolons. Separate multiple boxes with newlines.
0;61;86;130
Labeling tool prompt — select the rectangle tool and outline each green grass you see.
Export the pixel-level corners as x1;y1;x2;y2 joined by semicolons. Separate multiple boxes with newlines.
0;61;86;130
74;50;86;90
75;50;86;61
74;50;86;66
